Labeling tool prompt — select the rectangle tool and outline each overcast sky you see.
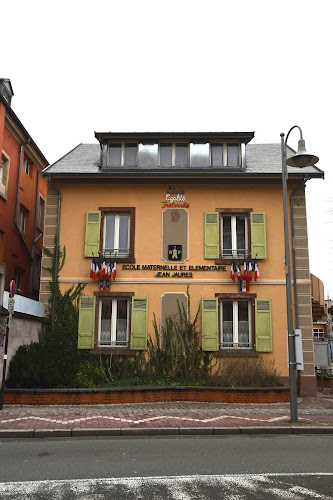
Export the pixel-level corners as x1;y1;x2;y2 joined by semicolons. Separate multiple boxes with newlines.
2;0;332;297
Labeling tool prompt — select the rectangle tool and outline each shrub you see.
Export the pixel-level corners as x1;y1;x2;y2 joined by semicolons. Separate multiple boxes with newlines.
215;357;280;388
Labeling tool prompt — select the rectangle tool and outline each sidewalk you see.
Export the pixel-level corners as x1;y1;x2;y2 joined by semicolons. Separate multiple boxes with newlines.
0;391;332;438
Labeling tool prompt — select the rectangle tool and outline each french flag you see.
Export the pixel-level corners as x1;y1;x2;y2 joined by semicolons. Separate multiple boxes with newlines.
107;260;112;281
254;257;259;281
237;260;241;281
90;256;96;280
230;259;235;281
112;260;117;281
248;258;253;280
101;259;107;279
95;257;101;280
243;258;247;279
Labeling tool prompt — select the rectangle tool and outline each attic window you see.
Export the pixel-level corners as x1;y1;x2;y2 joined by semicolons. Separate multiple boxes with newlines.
211;144;241;167
108;144;138;167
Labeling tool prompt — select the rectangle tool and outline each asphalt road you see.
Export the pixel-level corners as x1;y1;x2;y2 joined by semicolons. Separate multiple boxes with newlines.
0;435;333;498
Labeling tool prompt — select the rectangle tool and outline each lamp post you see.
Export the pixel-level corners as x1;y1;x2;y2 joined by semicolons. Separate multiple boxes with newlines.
280;125;319;424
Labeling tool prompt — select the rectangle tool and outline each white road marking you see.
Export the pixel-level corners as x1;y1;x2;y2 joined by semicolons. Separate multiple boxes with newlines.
0;473;332;499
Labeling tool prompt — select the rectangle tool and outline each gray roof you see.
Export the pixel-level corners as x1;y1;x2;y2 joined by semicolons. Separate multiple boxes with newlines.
42;142;324;179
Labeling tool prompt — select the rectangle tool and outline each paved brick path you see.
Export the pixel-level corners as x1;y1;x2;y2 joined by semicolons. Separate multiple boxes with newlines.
0;392;332;435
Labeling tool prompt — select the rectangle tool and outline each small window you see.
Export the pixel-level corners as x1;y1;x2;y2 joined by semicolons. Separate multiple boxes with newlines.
18;206;28;233
108;144;138;167
221;299;252;349
99;298;129;347
14;267;24;295
23;157;31;175
313;328;325;341
38;197;45;230
211;143;241;167
159;143;189;167
0;152;10;196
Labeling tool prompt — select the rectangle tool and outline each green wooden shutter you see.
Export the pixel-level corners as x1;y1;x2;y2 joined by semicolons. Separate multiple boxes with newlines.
130;297;148;350
255;298;272;352
84;210;101;257
202;297;219;351
204;212;219;259
78;296;95;349
251;211;266;259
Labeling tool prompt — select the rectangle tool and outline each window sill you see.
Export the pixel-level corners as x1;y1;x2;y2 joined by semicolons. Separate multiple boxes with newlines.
214;350;259;358
90;347;136;356
0;190;8;201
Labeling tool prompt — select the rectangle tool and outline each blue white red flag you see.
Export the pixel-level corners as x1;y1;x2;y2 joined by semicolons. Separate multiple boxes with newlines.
107;260;112;281
101;259;107;279
112;260;117;280
254;257;259;281
243;258;247;279
95;257;101;280
237;260;241;281
230;259;235;281
90;256;96;280
248;258;253;280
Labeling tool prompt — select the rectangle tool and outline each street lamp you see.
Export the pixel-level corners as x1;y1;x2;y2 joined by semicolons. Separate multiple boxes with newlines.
280;125;319;424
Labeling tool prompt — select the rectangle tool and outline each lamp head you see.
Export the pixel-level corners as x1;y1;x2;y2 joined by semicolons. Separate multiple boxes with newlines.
286;139;319;168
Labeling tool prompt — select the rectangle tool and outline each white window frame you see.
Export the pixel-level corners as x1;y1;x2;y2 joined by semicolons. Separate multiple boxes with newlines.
103;213;130;258
98;297;130;347
108;143;138;167
313;327;325;340
220;299;252;349
210;143;242;167
159;143;189;167
220;213;248;258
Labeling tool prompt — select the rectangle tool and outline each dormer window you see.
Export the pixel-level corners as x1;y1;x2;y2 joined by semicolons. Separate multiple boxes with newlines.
211;144;241;167
108;143;138;167
159;143;189;167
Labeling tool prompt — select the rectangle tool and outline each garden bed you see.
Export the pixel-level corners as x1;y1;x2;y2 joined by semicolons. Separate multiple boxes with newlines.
4;385;289;405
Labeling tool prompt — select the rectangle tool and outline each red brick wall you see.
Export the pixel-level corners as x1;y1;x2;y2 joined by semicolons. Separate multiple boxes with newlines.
4;387;290;405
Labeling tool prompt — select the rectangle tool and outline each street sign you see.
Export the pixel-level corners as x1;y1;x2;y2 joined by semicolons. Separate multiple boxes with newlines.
8;298;15;315
9;280;15;298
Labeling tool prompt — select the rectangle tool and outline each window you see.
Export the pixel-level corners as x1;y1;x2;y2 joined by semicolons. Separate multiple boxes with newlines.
84;208;135;261
0;152;10;197
18;205;28;233
108;143;138;167
14;267;24;295
221;213;248;257
201;296;272;352
38;197;46;230
78;295;148;351
313;328;325;341
211;143;241;167
103;213;130;257
23;157;31;175
204;210;266;261
99;297;129;347
221;299;251;348
159;143;189;167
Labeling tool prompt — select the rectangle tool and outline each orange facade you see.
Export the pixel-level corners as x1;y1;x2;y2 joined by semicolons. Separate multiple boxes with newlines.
0;85;48;299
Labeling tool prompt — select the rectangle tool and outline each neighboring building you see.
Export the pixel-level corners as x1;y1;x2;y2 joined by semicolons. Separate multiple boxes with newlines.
0;79;49;300
311;274;328;341
40;132;324;395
